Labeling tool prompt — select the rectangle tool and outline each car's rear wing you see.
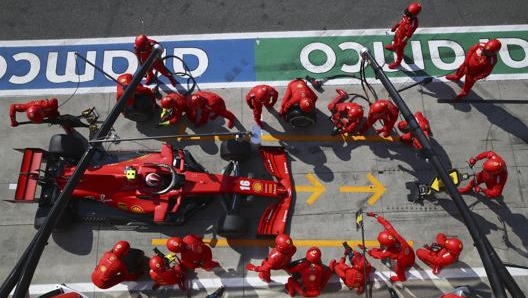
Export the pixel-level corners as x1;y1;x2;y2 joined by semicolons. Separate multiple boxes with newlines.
257;146;293;236
7;148;47;203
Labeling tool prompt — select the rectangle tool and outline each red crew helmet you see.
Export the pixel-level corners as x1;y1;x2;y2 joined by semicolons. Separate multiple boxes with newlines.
112;241;130;258
167;236;184;253
370;100;389;117
145;173;162;187
160;94;186;109
134;34;150;52
397;120;409;132
300;98;314;113
483;158;505;174
444;238;463;256
275;234;294;251
26;106;44;123
149;255;165;272
377;231;397;247
405;2;422;16
117;73;133;86
483;39;502;54
305;247;322;263
348;105;363;119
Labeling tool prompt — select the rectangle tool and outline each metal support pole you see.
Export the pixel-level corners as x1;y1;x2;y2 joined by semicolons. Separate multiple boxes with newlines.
1;45;163;298
359;48;515;298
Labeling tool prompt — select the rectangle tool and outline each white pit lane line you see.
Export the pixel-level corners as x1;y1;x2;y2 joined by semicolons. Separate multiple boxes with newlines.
19;267;528;295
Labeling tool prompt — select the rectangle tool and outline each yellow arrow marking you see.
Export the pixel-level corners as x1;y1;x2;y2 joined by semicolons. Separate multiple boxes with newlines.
340;173;386;205
157;133;398;143
295;173;326;205
152;238;414;248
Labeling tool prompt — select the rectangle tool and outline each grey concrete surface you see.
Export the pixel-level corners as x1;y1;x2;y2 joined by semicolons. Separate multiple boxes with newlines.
0;78;528;297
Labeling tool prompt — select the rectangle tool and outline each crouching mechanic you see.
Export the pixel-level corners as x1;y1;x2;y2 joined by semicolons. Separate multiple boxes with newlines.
331;244;373;295
367;212;415;283
246;84;279;127
246;233;297;282
359;99;399;138
10;98;60;127
285;247;333;297
116;73;156;121
279;78;318;127
416;233;463;275
396;111;432;149
166;235;220;271
91;241;143;289
149;255;185;290
188;91;237;128
458;151;508;199
158;93;195;126
327;89;364;136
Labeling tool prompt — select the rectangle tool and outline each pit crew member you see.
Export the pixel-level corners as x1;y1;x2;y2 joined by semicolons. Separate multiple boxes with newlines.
445;39;502;100
367;212;415;282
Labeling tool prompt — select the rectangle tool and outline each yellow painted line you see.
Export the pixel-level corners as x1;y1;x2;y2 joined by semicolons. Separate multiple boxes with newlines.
261;134;398;143
295;173;326;205
340;173;386;205
158;133;399;143
152;238;414;248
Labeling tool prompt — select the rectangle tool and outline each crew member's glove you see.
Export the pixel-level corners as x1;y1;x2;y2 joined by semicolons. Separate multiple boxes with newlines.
469;158;477;166
366;212;377;217
157;120;170;127
474;186;481;193
11;121;19;127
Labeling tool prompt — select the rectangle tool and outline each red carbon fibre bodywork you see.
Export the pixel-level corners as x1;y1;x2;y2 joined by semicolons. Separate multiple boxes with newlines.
14;143;293;236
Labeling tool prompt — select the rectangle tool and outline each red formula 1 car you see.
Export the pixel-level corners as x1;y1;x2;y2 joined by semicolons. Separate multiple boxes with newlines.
10;134;293;237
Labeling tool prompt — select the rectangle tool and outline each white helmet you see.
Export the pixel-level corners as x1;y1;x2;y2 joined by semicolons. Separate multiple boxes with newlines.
145;173;162;187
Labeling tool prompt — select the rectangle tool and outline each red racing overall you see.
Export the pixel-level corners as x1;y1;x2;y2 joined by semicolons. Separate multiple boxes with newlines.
285;247;332;297
246;84;279;127
10;98;60;127
385;2;421;69
367;213;415;282
416;233;463;275
91;241;141;289
246;234;297;282
159;93;194;125
327;89;364;135
458;151;508;199
134;34;177;87
332;249;373;295
189;91;237;128
279;79;318;117
397;111;432;149
167;234;220;271
446;39;501;99
360;99;399;138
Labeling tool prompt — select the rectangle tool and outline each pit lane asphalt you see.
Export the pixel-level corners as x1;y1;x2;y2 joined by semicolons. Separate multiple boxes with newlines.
1;1;528;298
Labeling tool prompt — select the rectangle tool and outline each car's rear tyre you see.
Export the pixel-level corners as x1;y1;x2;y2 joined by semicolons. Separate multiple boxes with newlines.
48;134;86;163
220;139;251;162
286;105;316;128
216;214;248;237
125;95;155;122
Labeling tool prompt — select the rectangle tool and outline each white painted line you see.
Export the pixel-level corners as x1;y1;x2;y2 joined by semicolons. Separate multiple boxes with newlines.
9;183;17;190
4;73;528;97
19;267;528;295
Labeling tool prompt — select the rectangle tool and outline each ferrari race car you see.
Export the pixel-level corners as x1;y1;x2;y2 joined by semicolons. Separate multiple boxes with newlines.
11;134;293;237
